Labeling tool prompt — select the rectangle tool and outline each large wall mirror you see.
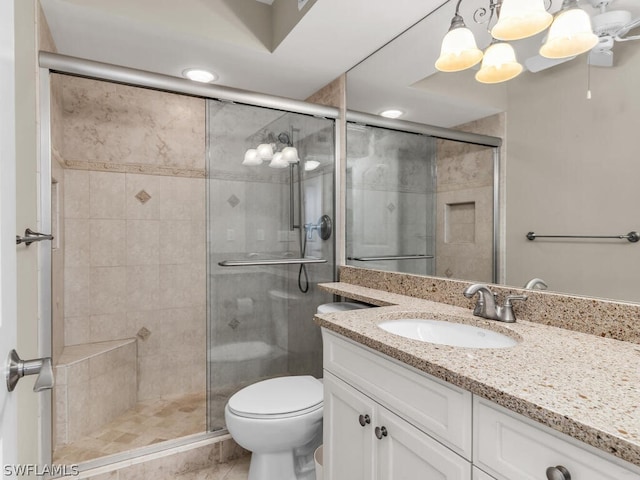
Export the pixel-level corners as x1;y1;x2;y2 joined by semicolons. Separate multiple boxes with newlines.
346;0;640;303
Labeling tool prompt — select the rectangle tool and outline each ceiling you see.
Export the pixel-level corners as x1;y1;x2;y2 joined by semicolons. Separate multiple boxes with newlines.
40;0;640;127
39;0;447;100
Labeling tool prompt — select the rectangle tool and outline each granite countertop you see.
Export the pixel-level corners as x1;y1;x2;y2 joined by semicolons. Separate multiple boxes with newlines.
316;282;640;468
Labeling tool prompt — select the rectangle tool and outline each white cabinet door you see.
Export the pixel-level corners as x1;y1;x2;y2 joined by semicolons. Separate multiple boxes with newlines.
472;467;496;480
376;407;471;480
324;372;375;480
474;397;640;480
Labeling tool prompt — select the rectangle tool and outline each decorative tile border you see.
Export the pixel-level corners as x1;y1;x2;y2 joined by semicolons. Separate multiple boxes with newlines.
64;159;205;179
339;265;640;344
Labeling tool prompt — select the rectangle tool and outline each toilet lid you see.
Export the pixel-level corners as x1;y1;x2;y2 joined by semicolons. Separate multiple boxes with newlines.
228;376;322;418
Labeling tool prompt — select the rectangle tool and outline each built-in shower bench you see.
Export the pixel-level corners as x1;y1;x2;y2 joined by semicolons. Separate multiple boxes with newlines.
54;339;137;446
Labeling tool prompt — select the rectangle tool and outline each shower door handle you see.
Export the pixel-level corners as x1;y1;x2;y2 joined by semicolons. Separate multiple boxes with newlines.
16;228;54;246
6;349;55;392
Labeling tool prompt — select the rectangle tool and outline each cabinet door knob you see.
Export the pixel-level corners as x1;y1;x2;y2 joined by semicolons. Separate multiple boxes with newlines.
358;414;371;427
546;465;571;480
374;426;388;439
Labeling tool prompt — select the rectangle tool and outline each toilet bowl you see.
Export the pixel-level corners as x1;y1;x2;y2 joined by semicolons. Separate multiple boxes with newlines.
225;375;323;480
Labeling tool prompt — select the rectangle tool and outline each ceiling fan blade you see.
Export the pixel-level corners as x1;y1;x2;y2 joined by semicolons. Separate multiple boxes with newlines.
615;17;640;41
524;55;576;73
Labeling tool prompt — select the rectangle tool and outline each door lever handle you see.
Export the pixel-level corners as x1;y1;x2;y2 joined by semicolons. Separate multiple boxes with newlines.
6;349;54;392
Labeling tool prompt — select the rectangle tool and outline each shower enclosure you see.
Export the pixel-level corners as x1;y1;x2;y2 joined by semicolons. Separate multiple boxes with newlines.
43;62;336;469
346;120;497;282
346;123;437;275
205;101;335;431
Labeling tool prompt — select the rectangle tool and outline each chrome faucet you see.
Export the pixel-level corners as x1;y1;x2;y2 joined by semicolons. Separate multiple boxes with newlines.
524;278;548;290
463;284;527;323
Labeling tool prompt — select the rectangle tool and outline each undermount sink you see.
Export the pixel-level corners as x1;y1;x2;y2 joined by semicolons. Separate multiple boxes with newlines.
378;319;518;349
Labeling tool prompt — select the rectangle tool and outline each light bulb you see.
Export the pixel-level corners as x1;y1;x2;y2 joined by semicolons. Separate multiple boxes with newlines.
491;0;553;41
435;26;483;72
242;149;262;166
257;143;274;161
475;43;523;84
269;152;289;168
540;8;598;59
182;69;217;83
281;147;300;164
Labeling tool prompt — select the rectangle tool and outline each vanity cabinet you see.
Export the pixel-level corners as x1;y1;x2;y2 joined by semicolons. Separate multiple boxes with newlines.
322;329;640;480
474;397;640;480
324;372;471;480
323;330;472;480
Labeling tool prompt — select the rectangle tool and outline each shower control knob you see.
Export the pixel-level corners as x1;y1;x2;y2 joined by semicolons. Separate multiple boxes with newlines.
358;414;371;427
546;465;571;480
374;426;388;440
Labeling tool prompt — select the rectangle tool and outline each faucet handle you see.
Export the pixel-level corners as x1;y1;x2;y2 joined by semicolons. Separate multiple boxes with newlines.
498;295;528;323
504;294;528;307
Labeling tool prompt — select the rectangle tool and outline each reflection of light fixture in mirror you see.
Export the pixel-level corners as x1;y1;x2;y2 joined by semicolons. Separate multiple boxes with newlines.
304;160;320;171
475;42;523;84
269;152;289;168
242;149;262;166
491;0;552;41
380;109;404;119
182;68;217;83
435;9;483;72
281;146;300;163
244;131;299;168
436;0;597;83
539;0;599;59
257;143;275;161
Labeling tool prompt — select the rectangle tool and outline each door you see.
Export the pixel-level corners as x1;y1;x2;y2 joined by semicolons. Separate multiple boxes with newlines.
323;372;375;480
376;407;471;480
0;0;18;468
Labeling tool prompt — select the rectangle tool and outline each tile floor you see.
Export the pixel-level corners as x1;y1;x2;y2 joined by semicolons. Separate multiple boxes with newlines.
176;455;250;479
53;392;207;464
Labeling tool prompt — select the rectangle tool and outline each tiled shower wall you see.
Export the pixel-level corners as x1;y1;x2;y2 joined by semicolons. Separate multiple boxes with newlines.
435;113;504;282
53;74;207;401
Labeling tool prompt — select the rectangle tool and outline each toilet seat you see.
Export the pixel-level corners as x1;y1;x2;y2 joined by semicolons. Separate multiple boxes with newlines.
227;375;323;419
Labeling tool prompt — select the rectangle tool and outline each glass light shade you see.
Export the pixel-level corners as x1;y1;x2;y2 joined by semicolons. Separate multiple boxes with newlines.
435;27;483;72
491;0;553;41
539;8;598;59
257;143;274;160
268;152;289;168
281;146;300;164
242;149;262;166
475;43;523;84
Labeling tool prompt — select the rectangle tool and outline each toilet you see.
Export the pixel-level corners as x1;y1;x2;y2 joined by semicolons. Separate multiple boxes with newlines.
225;375;323;480
224;301;371;480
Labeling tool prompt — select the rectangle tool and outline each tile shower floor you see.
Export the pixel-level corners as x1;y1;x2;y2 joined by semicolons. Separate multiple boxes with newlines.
53;392;207;464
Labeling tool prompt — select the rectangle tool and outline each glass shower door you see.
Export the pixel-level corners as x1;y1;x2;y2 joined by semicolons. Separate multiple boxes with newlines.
206;101;335;431
346;123;437;275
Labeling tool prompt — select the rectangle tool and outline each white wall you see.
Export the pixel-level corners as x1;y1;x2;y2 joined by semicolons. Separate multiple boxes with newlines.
505;42;640;302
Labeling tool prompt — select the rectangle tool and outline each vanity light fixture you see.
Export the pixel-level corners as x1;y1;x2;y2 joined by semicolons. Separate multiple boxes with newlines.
380;109;404;119
182;68;217;83
436;0;598;83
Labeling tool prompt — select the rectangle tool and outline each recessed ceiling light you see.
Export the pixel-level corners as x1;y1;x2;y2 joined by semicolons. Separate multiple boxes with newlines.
182;68;217;83
380;109;404;119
